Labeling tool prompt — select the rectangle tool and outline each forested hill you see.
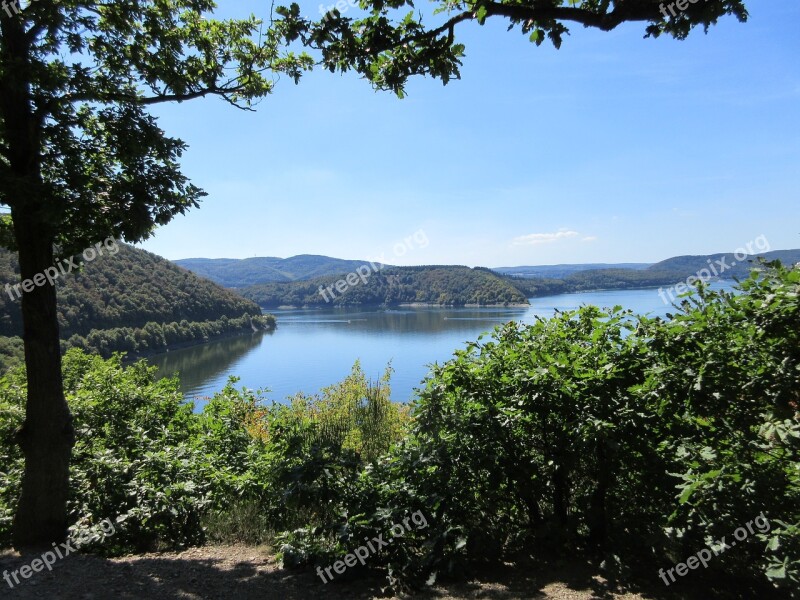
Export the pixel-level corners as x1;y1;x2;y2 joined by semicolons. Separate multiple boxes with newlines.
493;262;651;279
0;244;264;337
499;268;690;298
240;266;529;308
498;249;800;297
0;244;273;370
648;249;800;277
175;254;390;287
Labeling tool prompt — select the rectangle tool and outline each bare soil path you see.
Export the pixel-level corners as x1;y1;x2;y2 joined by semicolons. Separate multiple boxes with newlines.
0;544;679;599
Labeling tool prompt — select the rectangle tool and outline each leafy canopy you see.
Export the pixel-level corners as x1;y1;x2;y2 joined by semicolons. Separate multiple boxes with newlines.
0;1;313;254
277;0;748;96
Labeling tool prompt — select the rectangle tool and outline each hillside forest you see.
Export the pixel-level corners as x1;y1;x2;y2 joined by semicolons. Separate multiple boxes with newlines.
0;245;275;372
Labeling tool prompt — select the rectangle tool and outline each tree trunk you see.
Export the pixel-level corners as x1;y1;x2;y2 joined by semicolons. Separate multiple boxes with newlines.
587;440;610;553
553;465;569;528
1;8;75;550
10;211;75;550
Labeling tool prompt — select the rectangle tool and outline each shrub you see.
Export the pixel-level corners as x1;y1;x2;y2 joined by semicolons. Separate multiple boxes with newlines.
643;265;800;593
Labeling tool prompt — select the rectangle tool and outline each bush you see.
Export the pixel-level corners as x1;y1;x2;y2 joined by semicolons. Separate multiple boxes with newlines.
0;366;24;546
367;306;670;583
1;352;275;553
261;363;411;566
643;265;800;593
304;264;797;592
0;353;410;558
60;350;209;552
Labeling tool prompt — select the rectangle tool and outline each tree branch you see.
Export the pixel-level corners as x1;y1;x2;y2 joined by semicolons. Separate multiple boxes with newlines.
485;1;661;30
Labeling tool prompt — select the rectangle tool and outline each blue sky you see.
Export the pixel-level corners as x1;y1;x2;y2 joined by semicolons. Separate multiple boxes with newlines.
139;1;800;267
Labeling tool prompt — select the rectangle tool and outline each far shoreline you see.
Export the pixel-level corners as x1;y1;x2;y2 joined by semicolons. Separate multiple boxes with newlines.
262;302;531;310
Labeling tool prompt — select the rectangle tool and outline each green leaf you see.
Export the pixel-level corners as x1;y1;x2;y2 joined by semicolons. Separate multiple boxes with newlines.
766;564;786;579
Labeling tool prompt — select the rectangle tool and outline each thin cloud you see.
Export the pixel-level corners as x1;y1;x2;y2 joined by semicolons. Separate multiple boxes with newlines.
582;236;598;243
512;229;580;246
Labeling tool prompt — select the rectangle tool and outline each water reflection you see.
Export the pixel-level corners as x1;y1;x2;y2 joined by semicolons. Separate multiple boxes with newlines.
149;331;270;398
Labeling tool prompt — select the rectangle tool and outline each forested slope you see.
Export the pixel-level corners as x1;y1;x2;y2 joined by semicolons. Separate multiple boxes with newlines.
501;251;800;297
0;244;274;371
240;265;529;307
649;249;800;277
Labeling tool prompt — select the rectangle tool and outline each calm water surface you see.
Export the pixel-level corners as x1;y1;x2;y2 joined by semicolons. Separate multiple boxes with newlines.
150;284;735;407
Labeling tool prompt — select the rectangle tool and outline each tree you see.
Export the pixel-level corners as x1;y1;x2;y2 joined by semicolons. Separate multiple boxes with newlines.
0;1;312;549
282;0;747;96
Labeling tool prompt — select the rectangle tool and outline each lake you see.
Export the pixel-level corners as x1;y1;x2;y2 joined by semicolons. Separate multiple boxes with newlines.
150;284;736;407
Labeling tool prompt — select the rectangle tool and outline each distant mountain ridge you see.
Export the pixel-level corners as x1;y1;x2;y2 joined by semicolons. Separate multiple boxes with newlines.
175;255;389;287
178;249;800;291
648;250;800;278
493;263;651;279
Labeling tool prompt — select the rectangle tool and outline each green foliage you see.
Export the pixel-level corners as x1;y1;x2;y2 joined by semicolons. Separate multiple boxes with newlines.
0;352;268;551
500;276;570;298
241;265;529;307
505;267;716;298
357;264;797;592
57;351;209;553
373;305;670;582
649;249;800;277
562;268;688;291
0;336;24;374
63;313;275;359
277;0;748;97
0;353;410;557
281;362;407;464
269;264;797;592
500;250;800;299
0;369;25;538
642;264;800;592
2;263;797;596
262;363;412;566
0;1;314;255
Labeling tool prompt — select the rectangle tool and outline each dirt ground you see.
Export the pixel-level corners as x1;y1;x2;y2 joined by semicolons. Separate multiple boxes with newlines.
0;544;665;600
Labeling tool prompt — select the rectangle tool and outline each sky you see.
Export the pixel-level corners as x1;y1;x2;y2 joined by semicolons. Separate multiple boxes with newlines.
139;1;800;268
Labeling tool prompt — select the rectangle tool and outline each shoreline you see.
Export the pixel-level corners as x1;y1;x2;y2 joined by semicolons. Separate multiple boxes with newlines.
122;326;274;363
263;302;531;310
